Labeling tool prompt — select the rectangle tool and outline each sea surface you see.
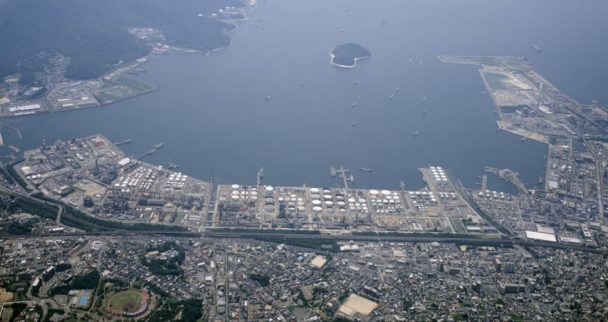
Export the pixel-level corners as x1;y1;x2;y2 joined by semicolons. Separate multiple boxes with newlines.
2;0;608;192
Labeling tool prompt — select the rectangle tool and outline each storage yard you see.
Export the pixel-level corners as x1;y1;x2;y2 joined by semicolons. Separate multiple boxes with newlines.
12;134;493;234
213;165;487;234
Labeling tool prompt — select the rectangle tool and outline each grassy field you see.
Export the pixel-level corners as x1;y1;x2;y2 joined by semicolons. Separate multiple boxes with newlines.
94;77;157;105
106;290;146;314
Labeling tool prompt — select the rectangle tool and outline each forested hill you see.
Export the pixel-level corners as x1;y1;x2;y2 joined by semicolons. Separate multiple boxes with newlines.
0;0;243;85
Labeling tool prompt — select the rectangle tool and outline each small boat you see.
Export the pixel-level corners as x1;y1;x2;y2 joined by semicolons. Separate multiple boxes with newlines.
351;122;360;127
395;86;401;92
265;95;273;101
421;96;427;103
155;142;165;149
422;110;427;116
413;130;420;137
353;80;361;86
359;167;372;173
520;137;527;142
389;94;394;100
351;102;358;108
167;163;179;170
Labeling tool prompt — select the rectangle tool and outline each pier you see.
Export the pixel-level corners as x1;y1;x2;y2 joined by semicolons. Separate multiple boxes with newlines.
330;166;353;190
256;168;264;187
113;139;133;146
137;142;164;160
485;167;527;194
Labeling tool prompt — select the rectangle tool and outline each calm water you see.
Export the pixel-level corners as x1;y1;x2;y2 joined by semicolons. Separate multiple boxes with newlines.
2;0;608;192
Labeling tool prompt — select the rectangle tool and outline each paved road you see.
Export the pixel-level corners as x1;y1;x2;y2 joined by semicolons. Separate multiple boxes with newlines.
1;229;604;254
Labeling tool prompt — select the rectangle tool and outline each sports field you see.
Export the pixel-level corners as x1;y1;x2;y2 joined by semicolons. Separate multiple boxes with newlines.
106;290;148;315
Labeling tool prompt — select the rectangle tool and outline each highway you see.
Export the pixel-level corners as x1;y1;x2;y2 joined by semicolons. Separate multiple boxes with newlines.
583;139;604;219
1;229;604;255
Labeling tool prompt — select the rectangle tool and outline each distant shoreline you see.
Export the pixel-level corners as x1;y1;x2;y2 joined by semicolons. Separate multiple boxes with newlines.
0;2;254;120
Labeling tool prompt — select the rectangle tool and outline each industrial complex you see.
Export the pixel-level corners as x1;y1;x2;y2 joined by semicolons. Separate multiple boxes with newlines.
2;56;608;321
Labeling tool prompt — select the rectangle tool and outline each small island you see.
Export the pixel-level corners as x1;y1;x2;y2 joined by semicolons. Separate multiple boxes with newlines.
330;42;371;68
